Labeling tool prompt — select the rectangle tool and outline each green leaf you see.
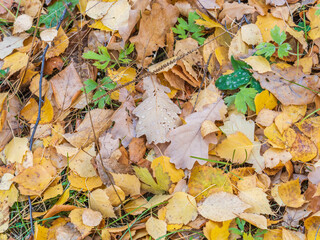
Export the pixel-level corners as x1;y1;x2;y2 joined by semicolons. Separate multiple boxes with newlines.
101;77;116;90
316;4;320;16
83;79;98;93
229;228;243;236
294;22;311;32
256;42;276;58
250;78;263;93
82;46;111;70
270;25;286;45
277;43;292;58
39;0;79;28
234;87;258;114
231;56;250;71
224;94;236;107
215;68;251;90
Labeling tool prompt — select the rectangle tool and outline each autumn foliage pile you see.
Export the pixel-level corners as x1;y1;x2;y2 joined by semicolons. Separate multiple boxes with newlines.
1;0;320;239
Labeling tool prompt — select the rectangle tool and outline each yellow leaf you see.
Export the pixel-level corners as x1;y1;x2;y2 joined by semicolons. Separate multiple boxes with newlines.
308;7;320;40
43;184;63;201
278;179;306;208
213;132;253;163
151;156;184;183
195;10;223;29
68;171;103;191
165;192;198;224
254;90;277;114
243;56;271;73
55;188;70;205
296;56;313;74
13;165;53;195
34;222;48;240
275;105;306;134
89;189;116;218
89;20;113;31
109;67;136;100
69;208;93;237
2;52;28;75
188;165;232;201
20;97;54;124
105;185;125;206
282;228;304;240
263;229;282;240
77;0;88;15
286;26;308;50
0;185;19;207
215;46;229;67
238;213;267;230
146;217;167;239
255;13;286;42
240;24;263;45
203;220;231;240
264;123;285;148
46;27;69;59
4;137;29;164
305;215;320;240
297;116;320;152
111;172;140;196
123;197;147;215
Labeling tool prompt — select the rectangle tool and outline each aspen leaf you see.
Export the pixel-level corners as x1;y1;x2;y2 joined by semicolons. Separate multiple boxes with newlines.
82;208;102;227
4;137;28;164
297;116;320;152
238;213;267;229
305;215;320;240
13;14;33;34
146;217;167;239
213;132;253;164
34;222;49;240
166;192;198;224
68;171;103;191
255;13;286;42
307;7;320;40
203;220;231;240
69;208;93;237
198;192;250;222
123;197;147;215
89;189;116;218
111;173;140;196
46;27;69;59
241;24;263;45
21;97;53;124
278;179;306;208
104;185;125;207
43;184;63;201
264;123;285;148
254;90;278;114
264;148;292;169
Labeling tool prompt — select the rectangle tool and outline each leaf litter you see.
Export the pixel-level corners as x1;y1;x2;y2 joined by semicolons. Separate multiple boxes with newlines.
1;0;320;239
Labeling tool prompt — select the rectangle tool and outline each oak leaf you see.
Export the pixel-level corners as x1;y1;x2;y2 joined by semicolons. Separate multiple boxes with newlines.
133;76;181;144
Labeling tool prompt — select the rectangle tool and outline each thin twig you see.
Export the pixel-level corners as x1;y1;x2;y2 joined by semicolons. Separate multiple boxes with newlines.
27;4;71;236
192;52;213;113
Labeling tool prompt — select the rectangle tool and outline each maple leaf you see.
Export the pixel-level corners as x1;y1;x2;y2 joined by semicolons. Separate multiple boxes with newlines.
166;98;227;169
133;76;181;144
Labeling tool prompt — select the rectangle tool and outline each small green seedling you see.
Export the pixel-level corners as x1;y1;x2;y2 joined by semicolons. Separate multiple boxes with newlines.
81;43;134;108
172;11;205;45
256;25;292;59
316;4;320;16
215;56;262;114
229;218;267;240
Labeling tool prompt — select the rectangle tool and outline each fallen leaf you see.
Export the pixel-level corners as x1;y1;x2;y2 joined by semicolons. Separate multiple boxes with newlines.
188;165;232;201
264;123;286;148
0;0;13;14
282;228;305;240
239;212;267;229
69;208;92;237
166;98;227;169
133;76;181;144
241;24;263;45
166;192;198;224
198;191;250;222
43;184;63;201
146;217;167;239
2;52;28;75
129;0;179;66
104;185;125;206
101;0;130;30
89;189;116;218
283;205;311;228
264;148;292;169
64;108;113;148
20;97;53;124
34;222;49;239
151;156;184;183
124;197;147;215
238;187;273;215
278;179;306;208
13;14;33;34
0;35;28;59
128;137;146;163
4;137;28;164
203;220;231;240
111;173;140;196
307;7;320;40
219;2;255;24
228;29;248;59
244;56;271;73
252;64;320;105
82;208;102;227
68;171;103;191
256;109;279;127
50;62;83;111
255;13;286;42
86;1;113;19
46;27;69;59
213;132;253;164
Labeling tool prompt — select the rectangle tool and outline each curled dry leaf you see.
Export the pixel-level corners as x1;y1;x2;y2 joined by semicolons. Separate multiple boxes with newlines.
166;98;227;169
252;64;320;105
198;191;250;222
219;2;255;24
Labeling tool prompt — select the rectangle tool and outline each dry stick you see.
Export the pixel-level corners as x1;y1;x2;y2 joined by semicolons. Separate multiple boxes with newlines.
63;3;124;205
192;52;213;113
93;25;237;104
27;4;71;236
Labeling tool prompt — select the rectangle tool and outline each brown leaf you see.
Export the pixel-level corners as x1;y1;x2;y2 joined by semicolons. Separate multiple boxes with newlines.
129;0;179;67
129;137;146;164
44;57;64;75
166;98;227;169
50;62;83;110
219;2;256;24
64;108;113;148
0;0;13;14
252;64;320;105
